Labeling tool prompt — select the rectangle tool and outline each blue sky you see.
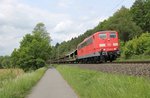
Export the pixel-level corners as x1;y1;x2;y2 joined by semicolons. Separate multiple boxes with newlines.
0;0;135;55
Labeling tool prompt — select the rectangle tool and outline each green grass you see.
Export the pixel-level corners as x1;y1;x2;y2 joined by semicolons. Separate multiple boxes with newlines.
0;69;24;88
116;55;150;62
0;67;46;98
57;65;150;98
0;69;24;80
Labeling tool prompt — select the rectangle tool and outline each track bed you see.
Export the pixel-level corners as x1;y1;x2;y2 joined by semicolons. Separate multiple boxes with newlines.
67;63;150;77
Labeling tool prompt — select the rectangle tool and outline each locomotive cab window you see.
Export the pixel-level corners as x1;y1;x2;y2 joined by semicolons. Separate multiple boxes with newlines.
99;33;106;39
86;38;93;45
110;32;116;38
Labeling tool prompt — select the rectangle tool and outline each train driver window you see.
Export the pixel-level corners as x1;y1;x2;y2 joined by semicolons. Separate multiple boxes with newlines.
99;33;106;39
110;32;116;38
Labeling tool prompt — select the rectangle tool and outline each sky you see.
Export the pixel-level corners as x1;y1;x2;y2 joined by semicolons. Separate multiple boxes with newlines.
0;0;135;55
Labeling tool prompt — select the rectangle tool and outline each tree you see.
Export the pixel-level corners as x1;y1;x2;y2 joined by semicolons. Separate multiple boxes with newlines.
11;23;51;71
33;23;51;42
122;33;150;59
131;0;150;32
0;56;11;68
98;7;142;42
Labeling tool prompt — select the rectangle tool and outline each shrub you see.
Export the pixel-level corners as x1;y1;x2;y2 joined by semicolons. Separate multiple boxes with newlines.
122;33;150;59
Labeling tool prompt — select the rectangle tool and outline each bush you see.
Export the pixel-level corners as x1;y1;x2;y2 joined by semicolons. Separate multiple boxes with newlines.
35;58;45;68
0;56;12;68
122;33;150;59
18;56;46;71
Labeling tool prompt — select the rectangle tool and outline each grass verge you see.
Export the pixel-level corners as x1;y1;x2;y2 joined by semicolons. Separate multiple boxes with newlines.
57;65;150;98
0;69;24;88
116;55;150;62
0;67;46;98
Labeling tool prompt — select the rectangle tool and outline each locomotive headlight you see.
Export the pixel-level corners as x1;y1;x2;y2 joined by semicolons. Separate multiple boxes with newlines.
99;44;106;47
113;43;118;46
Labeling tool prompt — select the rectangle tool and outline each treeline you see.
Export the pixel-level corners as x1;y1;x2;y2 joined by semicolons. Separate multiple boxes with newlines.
0;23;52;71
51;0;150;60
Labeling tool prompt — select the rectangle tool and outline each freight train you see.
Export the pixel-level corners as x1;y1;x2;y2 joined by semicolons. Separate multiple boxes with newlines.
53;31;120;63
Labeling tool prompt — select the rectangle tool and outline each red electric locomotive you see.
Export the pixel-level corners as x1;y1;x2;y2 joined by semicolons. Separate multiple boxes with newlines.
77;31;120;63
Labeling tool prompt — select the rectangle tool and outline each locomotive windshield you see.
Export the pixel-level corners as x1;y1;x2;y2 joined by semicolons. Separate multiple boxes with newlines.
99;33;106;39
110;32;116;38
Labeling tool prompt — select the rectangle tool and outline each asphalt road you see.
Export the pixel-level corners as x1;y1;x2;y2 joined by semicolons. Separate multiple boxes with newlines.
26;68;78;98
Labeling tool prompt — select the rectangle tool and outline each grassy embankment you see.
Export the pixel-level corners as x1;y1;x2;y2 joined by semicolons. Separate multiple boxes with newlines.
57;65;150;98
0;69;24;88
116;55;150;62
0;68;46;98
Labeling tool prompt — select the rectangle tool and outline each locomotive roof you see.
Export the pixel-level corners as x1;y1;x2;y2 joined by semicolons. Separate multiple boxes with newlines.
97;30;117;33
77;30;117;47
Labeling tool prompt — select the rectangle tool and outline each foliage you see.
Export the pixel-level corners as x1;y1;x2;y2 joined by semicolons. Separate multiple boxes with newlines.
122;33;150;59
11;23;51;71
0;56;12;68
98;7;142;42
131;0;150;32
57;65;150;98
0;67;46;98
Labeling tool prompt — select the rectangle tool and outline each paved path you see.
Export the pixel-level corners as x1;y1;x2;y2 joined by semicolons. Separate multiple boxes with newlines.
26;68;78;98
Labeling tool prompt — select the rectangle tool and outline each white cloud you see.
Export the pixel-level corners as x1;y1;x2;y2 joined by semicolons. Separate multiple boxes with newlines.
0;0;69;55
0;0;105;55
50;17;101;44
57;0;73;8
53;20;73;33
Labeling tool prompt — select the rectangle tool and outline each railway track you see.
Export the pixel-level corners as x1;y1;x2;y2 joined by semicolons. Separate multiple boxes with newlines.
64;61;150;78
